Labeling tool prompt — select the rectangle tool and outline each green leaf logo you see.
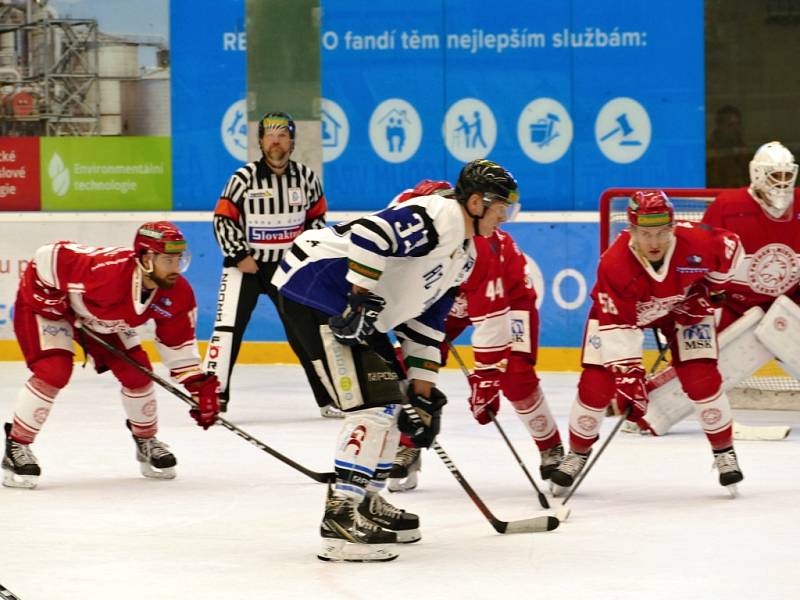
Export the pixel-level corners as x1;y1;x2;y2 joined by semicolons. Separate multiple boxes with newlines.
48;152;70;197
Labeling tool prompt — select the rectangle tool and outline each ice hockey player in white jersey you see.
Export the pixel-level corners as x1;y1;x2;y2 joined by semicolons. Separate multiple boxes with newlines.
273;159;519;562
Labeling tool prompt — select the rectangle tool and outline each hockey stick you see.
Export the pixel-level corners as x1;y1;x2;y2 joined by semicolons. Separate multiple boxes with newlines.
76;324;336;484
0;583;23;599
555;409;630;522
400;404;558;534
446;342;550;509
733;421;791;441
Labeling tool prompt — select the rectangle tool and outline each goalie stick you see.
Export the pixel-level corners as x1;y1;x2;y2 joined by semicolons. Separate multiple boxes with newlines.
733;422;791;441
77;324;336;484
447;342;550;509
400;404;559;534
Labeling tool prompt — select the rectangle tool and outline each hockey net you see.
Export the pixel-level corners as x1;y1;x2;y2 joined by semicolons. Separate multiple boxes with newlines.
600;188;800;408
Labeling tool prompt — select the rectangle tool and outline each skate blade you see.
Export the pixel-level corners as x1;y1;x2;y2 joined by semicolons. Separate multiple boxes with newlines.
549;482;568;497
396;528;421;544
139;463;176;480
725;484;739;498
387;478;417;493
2;469;38;489
317;538;398;562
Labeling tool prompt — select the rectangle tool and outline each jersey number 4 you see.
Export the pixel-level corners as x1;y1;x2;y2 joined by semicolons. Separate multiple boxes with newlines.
486;278;505;301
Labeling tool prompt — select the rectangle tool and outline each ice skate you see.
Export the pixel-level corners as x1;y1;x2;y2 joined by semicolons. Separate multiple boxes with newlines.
549;449;591;496
387;447;421;492
318;492;398;562
2;423;40;489
713;447;743;497
319;404;345;419
539;443;564;481
358;493;421;543
126;420;177;479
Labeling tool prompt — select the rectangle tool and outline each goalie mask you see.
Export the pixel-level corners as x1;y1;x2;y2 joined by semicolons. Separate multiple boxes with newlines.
749;141;798;219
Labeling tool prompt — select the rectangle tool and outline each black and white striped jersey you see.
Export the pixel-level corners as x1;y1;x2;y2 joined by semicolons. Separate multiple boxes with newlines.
213;158;327;265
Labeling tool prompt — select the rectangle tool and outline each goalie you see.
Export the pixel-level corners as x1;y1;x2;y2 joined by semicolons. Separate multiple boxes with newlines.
636;141;800;437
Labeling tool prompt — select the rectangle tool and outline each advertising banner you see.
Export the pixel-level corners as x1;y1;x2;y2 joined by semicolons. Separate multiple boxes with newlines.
39;137;171;211
320;0;704;211
0;137;40;211
170;0;247;211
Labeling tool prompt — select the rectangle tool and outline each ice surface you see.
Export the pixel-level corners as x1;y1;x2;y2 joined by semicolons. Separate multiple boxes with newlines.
0;363;798;600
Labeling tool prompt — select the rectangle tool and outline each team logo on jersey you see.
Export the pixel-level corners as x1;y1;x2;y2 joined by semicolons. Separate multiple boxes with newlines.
746;243;799;296
636;295;683;326
288;187;303;206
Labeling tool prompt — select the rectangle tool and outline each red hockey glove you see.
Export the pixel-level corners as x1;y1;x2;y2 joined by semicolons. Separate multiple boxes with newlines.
610;364;648;423
184;373;220;430
467;369;502;425
27;274;68;320
673;282;716;326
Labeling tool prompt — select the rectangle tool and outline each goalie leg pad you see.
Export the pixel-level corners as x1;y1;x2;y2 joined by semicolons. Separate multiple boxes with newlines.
334;405;399;501
755;295;800;380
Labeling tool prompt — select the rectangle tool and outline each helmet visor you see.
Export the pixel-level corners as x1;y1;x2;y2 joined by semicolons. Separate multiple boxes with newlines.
153;250;192;273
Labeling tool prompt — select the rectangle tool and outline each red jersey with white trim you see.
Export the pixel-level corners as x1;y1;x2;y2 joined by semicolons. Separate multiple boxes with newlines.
590;222;743;366
22;242;198;354
701;187;800;312
449;230;536;369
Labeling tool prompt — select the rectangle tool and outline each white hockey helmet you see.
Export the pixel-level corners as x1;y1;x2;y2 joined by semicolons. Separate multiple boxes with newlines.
749;141;798;218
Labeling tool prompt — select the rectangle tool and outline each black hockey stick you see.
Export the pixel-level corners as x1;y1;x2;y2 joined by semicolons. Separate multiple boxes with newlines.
401;404;558;534
555;409;630;522
447;342;550;509
0;583;23;599
76;324;335;484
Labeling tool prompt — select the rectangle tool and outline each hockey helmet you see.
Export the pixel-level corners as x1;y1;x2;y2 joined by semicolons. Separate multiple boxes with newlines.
134;221;191;272
749;141;797;218
627;190;674;228
258;111;296;141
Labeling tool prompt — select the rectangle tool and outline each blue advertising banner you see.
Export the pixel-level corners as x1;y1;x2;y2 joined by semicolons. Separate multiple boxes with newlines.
170;0;246;211
320;0;704;212
183;218;600;349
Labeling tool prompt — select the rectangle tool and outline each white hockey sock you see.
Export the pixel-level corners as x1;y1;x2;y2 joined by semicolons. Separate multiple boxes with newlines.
121;384;158;438
692;390;734;449
510;386;559;448
11;377;58;443
334;404;398;502
568;395;605;453
366;424;401;496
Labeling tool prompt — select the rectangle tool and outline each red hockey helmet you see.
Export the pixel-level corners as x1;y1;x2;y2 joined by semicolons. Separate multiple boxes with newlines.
134;221;191;272
627;190;674;228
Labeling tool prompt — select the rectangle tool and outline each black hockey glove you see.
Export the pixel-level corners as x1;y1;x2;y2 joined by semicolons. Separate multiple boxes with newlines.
329;290;386;346
398;386;447;448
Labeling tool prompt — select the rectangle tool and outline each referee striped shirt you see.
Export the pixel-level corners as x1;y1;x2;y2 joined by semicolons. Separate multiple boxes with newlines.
213;158;327;265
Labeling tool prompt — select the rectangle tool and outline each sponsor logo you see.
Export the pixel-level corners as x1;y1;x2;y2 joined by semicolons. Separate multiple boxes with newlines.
588;334;601;349
747;243;800;296
248;225;304;243
344;424;367;454
339;376;353;391
687;255;702;264
48;152;70;197
41;324;72;338
151;304;172;318
681;323;713;350
367;371;399;382
675;266;709;273
701;408;722;426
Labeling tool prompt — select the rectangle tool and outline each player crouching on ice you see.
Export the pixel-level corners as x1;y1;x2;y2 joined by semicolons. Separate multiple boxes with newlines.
2;222;220;489
550;190;746;497
273;159;518;562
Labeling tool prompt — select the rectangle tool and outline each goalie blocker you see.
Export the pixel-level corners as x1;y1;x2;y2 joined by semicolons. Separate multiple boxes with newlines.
642;298;800;435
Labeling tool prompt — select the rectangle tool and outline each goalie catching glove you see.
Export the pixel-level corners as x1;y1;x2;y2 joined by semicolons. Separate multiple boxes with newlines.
398;386;447;448
328;290;386;346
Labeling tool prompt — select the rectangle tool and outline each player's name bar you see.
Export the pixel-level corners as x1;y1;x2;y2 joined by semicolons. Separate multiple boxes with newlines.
0;211;600;223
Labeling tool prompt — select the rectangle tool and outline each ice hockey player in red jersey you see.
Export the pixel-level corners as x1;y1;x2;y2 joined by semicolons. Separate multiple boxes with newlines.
387;180;563;492
636;142;800;437
2;222;220;489
550;190;746;495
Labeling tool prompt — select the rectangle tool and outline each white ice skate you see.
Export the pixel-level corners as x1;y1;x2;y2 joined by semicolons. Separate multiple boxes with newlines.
319;404;345;419
387;447;421;493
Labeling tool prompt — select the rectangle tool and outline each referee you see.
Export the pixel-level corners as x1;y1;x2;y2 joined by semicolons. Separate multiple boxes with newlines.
203;111;339;416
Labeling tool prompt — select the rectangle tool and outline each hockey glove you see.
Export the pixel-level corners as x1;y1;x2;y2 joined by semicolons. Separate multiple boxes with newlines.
398;386;448;448
467;369;502;425
27;274;68;320
673;281;717;326
610;364;648;423
328;291;386;346
184;373;220;430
